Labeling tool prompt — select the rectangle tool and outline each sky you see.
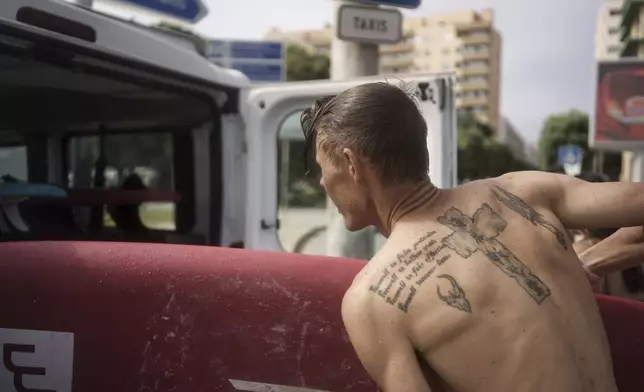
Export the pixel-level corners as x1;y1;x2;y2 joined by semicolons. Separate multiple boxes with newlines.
93;0;604;143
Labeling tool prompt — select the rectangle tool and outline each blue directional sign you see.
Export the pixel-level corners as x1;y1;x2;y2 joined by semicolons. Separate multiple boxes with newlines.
230;42;283;60
231;62;284;82
558;145;583;166
359;0;421;9
110;0;208;23
207;40;285;83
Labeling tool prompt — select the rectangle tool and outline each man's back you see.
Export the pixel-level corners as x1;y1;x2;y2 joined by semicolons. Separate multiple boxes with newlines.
351;174;617;392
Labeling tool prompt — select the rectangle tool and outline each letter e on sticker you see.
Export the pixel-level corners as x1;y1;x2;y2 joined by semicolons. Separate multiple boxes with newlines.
0;328;74;392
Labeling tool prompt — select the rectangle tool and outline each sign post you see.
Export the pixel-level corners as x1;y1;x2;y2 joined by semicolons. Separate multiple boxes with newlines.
326;0;415;260
207;40;285;83
558;145;583;176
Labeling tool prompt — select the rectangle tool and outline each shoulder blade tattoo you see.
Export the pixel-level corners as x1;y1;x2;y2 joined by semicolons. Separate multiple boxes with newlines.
437;203;552;304
491;185;568;250
436;274;471;313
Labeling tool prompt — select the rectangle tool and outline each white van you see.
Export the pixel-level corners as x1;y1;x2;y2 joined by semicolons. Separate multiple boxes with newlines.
0;0;456;255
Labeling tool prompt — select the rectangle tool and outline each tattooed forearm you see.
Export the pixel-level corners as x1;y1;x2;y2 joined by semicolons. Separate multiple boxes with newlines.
437;203;551;304
436;274;471;313
369;230;452;313
491;185;568;250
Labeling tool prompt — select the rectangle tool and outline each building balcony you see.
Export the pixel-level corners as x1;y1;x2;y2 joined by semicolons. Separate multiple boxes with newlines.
460;34;491;45
461;50;490;61
380;57;414;69
621;0;644;29
457;81;489;92
458;66;488;77
455;21;492;34
457;97;489;108
380;42;414;54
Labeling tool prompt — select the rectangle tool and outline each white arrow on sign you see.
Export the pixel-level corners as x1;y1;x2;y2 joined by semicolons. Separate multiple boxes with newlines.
229;379;331;392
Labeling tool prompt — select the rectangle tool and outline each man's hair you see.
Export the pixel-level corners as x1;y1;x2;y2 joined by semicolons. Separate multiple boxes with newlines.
300;82;429;184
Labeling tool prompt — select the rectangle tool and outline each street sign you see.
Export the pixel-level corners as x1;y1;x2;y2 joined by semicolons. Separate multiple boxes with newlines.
230;42;283;60
207;40;285;83
558;145;583;176
109;0;208;23
230;62;284;82
337;4;403;45
358;0;421;9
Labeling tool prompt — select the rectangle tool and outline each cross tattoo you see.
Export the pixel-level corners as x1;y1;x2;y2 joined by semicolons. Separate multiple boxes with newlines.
437;204;552;304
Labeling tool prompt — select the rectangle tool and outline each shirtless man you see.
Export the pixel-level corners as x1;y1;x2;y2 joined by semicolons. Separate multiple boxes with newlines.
299;82;635;392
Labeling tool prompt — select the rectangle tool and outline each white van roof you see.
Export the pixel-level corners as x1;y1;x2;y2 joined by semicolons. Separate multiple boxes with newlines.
0;0;250;90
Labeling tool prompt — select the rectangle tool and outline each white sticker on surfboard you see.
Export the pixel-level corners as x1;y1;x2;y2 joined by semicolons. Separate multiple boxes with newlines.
0;328;74;392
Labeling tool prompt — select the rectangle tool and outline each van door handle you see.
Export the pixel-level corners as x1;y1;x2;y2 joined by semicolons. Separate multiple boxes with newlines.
261;219;280;230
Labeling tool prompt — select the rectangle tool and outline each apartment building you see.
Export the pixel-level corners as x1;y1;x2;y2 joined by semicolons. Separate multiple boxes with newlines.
265;9;502;131
596;0;624;59
497;116;527;163
621;0;644;57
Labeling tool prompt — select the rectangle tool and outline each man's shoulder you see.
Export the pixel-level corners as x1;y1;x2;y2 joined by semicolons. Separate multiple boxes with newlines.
495;170;568;186
485;171;569;201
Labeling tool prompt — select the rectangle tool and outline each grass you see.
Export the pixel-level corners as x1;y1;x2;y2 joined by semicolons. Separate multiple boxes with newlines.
103;202;175;230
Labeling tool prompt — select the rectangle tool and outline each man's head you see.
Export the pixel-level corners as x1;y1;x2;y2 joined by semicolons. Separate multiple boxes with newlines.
300;82;429;231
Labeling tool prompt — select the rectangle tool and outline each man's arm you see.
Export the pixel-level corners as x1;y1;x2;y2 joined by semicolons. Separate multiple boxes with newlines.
342;292;432;392
509;172;644;230
579;226;644;276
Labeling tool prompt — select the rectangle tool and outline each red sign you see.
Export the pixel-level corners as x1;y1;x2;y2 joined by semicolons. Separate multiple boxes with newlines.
593;60;644;149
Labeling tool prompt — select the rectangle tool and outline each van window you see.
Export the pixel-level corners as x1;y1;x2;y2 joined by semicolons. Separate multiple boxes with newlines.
276;111;327;255
65;132;178;231
0;145;27;181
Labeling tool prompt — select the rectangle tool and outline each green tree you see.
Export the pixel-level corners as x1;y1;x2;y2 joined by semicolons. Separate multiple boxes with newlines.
285;44;330;81
538;110;591;170
457;111;533;182
537;110;621;178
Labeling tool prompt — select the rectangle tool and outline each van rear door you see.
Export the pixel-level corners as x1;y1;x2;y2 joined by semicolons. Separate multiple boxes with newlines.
244;75;457;253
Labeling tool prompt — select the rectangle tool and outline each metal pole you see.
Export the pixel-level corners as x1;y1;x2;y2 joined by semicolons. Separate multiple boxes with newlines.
326;0;380;259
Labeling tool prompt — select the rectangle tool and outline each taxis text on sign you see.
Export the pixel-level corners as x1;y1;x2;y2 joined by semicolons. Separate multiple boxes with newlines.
337;5;403;44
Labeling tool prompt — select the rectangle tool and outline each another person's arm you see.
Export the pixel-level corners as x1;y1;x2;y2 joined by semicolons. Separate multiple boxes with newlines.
579;226;644;277
342;292;433;392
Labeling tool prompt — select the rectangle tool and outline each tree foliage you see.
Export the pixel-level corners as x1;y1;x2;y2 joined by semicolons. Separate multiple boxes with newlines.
538;110;621;179
538;110;591;170
457;111;534;182
285;45;330;81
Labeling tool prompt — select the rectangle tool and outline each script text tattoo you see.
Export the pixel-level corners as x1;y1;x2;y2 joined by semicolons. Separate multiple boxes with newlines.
369;230;452;312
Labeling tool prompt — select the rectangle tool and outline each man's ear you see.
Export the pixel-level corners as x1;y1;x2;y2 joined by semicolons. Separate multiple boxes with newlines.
342;147;362;181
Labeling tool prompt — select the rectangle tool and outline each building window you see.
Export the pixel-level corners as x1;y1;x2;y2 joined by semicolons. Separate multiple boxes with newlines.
608;45;621;53
609;9;620;16
608;27;620;35
441;48;450;55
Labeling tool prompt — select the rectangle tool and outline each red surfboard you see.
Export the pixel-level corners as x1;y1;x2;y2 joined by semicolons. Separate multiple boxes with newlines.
0;241;643;392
